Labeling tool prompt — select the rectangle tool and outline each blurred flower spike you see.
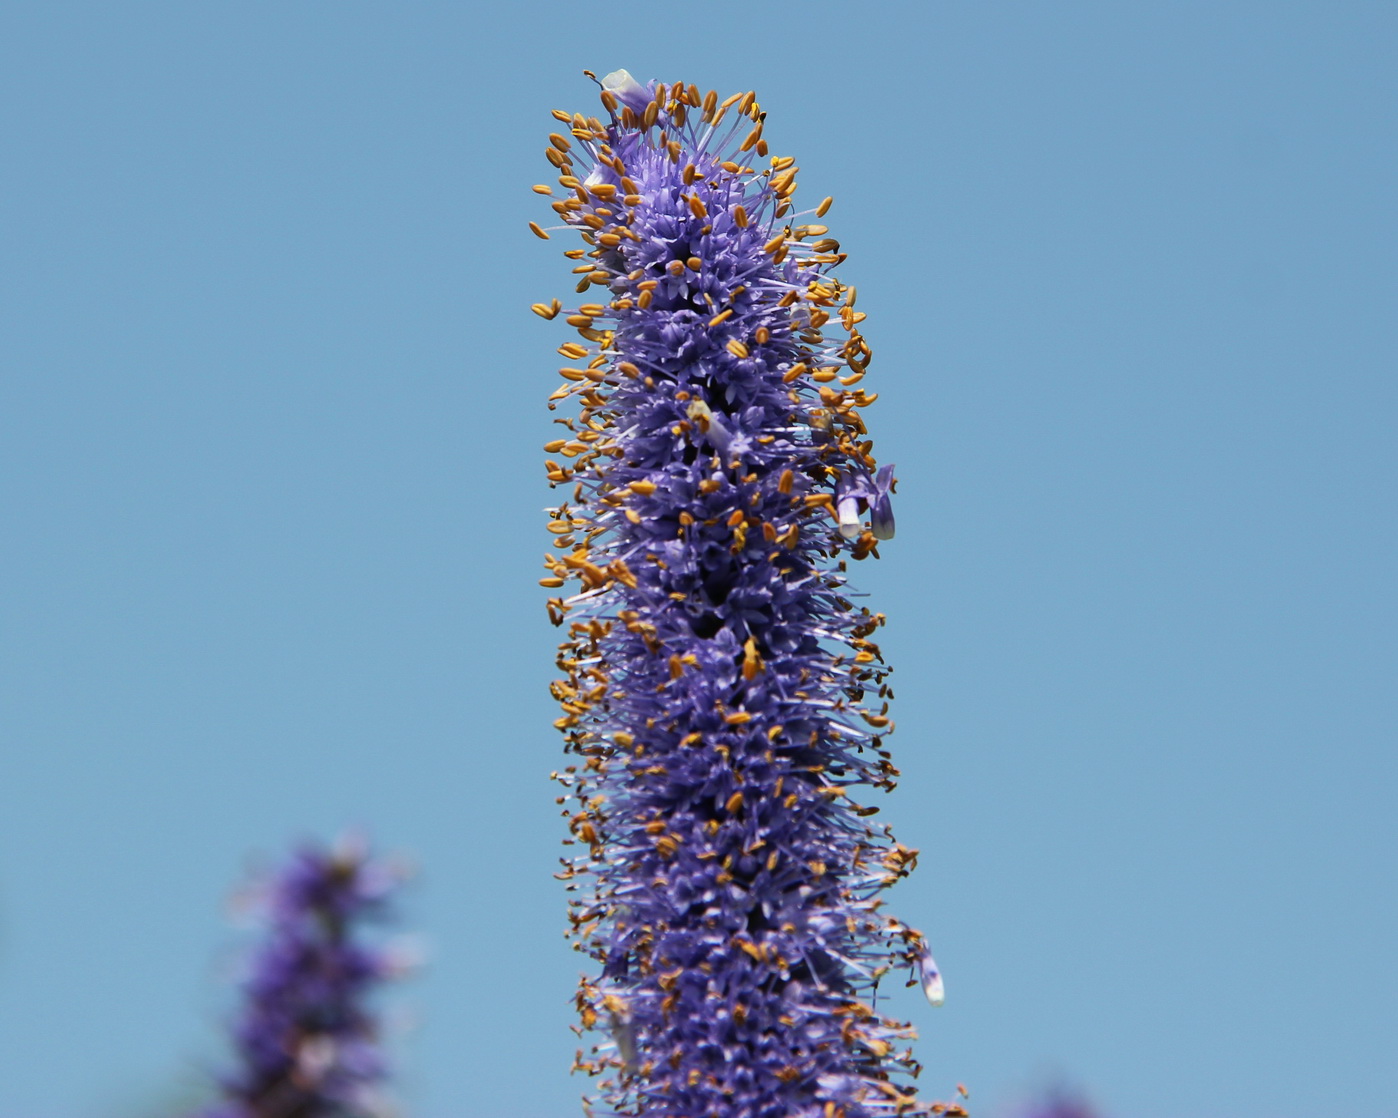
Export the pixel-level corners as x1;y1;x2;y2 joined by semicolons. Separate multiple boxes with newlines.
202;836;409;1118
533;74;945;1118
1021;1091;1100;1118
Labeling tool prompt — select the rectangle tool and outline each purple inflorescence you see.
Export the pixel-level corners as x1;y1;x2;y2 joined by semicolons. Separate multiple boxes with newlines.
534;74;943;1118
202;839;403;1118
1022;1093;1101;1118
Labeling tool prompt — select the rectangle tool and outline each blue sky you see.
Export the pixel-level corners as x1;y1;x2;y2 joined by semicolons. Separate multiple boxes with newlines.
1;3;1395;1117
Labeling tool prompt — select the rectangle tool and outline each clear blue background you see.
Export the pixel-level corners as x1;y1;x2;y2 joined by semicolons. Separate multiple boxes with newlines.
1;3;1394;1116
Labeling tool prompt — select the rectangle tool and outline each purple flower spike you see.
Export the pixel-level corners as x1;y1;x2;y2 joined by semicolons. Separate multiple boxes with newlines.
202;838;405;1118
533;77;940;1118
1021;1092;1101;1118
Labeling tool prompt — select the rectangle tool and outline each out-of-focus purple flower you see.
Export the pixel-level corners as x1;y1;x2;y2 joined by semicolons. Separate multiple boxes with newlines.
1020;1091;1101;1118
533;77;941;1118
200;838;405;1118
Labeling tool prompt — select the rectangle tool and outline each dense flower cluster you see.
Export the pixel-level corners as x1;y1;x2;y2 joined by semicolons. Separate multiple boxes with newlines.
533;72;945;1118
202;839;403;1118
